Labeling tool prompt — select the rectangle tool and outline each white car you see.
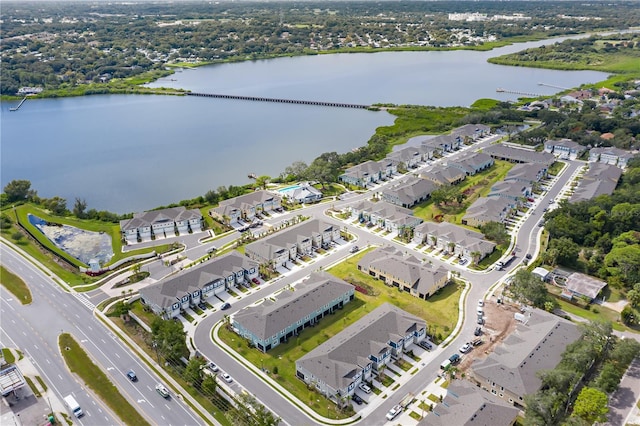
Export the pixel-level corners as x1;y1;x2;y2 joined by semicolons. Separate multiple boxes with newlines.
477;299;484;307
386;404;403;421
221;373;233;383
358;383;372;394
155;383;170;398
459;342;472;353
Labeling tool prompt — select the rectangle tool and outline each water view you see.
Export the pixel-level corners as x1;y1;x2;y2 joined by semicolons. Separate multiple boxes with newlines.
1;36;609;214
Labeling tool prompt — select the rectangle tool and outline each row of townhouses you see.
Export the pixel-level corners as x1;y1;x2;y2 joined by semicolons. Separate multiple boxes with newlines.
295;303;427;403
569;162;623;203
483;144;555;166
544;139;636;168
339;124;491;188
119;206;203;244
412;222;496;262
462;158;549;227
139;251;258;319
209;190;282;226
470;309;581;409
349;199;423;236
244;219;341;268
357;246;450;299
232;272;355;352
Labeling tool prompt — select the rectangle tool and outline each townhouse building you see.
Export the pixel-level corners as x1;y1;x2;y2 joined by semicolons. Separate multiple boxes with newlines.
357;246;450;299
419;380;519;426
387;146;425;170
420;165;467;186
543;139;586;160
139;251;258;319
470;309;581;408
210;190;282;225
232;272;354;352
462;197;514;228
447;152;495;176
450;123;491;143
421;134;458;155
588;146;637;168
504;163;548;185
120;206;203;244
339;159;398;188
488;180;531;203
570;162;622;203
381;176;437;208
295;303;427;404
278;183;323;204
483;144;555;167
244;219;341;268
349;200;423;235
412;222;495;262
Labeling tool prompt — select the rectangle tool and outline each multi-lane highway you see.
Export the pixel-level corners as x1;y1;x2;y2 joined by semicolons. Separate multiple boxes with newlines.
0;246;203;425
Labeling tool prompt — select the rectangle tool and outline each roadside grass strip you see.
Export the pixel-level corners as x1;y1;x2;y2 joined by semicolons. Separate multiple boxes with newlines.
0;265;33;304
58;333;151;426
1;348;16;364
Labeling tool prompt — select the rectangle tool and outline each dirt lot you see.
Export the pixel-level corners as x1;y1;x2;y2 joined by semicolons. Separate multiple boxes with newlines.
458;300;520;373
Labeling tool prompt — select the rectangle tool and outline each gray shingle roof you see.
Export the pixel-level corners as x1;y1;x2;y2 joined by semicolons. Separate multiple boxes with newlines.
483;144;555;166
120;206;201;231
419;380;519;426
570;163;622;203
233;271;354;341
211;190;281;217
565;272;607;300
296;303;426;392
140;251;257;309
471;309;581;398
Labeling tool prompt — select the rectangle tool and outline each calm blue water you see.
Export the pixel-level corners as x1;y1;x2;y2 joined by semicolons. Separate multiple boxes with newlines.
1;35;609;213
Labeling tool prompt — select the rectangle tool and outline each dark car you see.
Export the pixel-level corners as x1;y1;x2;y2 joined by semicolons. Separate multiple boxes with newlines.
474;327;482;336
127;370;138;382
220;302;231;310
525;254;532;260
352;394;364;405
419;341;433;351
252;277;260;285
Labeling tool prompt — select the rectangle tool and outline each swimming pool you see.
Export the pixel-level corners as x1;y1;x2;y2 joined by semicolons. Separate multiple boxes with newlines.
278;184;301;193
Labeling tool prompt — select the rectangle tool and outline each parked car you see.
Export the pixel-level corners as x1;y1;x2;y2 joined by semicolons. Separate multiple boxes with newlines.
155;383;170;398
220;302;231;310
458;258;468;266
419;341;433;351
208;362;219;372
477;317;485;325
358;383;372;394
386;405;403;421
352;394;363;405
221;373;233;383
126;370;138;382
449;353;461;364
459;342;472;353
472;338;484;347
252;277;260;285
525;254;532;260
474;327;483;336
349;245;360;253
477;299;484;307
207;246;217;254
198;302;207;310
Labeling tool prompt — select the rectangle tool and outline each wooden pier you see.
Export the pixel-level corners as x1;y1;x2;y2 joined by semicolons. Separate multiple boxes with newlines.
9;96;28;111
186;92;370;109
496;88;543;97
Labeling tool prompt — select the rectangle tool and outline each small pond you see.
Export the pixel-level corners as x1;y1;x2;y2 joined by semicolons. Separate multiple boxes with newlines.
28;214;114;266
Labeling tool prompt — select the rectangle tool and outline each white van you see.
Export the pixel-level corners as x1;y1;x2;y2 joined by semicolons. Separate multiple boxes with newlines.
63;394;83;418
440;359;452;370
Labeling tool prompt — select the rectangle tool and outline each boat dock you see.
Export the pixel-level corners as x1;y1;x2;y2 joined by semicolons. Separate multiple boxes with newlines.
186;92;370;109
9;96;28;111
496;88;543;97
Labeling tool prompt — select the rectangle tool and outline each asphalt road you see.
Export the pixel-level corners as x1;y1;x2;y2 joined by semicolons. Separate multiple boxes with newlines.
0;245;203;426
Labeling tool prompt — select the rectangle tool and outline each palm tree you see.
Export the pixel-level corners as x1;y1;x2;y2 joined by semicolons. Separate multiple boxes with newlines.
471;251;482;265
447;241;456;255
430;235;437;248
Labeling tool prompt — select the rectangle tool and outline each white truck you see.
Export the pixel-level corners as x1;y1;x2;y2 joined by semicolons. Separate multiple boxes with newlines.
63;394;83;418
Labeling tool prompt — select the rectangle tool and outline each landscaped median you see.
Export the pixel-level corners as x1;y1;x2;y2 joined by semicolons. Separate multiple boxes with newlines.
0;265;32;304
58;333;151;426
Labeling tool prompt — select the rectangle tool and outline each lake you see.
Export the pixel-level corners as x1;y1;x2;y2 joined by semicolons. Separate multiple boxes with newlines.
1;36;608;213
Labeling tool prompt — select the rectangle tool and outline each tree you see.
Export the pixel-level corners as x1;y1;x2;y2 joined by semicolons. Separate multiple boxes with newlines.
627;283;640;308
548;237;580;267
201;373;218;396
151;317;188;362
184;357;206;387
620;305;637;325
3;179;35;203
43;196;68;215
509;269;552;308
604;245;640;288
594;361;622;393
572;387;608;424
478;222;509;246
525;389;564;426
254;175;270;190
73;198;88;218
225;391;281;426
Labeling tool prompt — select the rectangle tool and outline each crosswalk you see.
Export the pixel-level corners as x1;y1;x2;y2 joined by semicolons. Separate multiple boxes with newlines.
73;293;96;311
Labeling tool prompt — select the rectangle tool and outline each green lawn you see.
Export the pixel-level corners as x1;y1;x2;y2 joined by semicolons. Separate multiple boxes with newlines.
0;265;33;304
412;160;514;225
554;297;629;332
59;333;151;426
2;348;15;364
